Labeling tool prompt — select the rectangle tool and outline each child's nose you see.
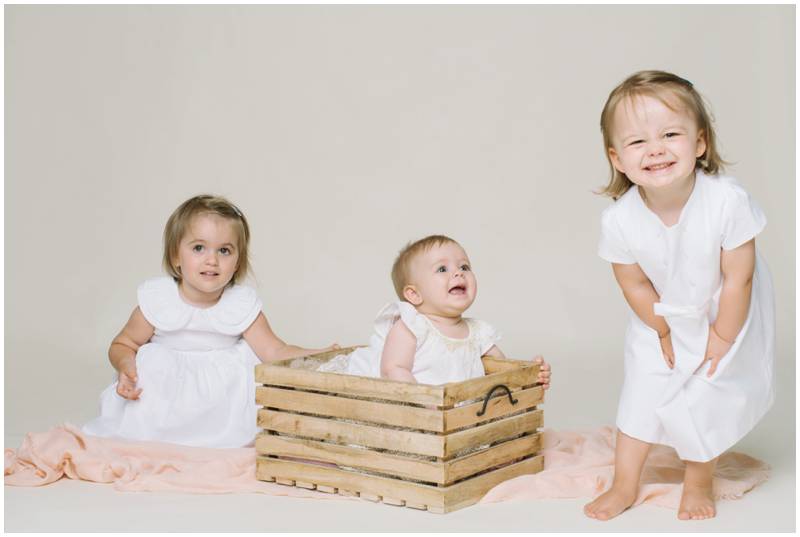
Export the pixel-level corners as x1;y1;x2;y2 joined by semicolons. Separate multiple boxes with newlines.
647;140;666;156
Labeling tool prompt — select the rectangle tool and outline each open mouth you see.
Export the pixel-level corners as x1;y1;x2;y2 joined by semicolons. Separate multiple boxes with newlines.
644;162;675;172
448;285;467;295
200;271;219;277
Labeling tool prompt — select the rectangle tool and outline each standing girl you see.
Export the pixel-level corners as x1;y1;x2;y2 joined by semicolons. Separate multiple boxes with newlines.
586;71;775;521
83;195;337;448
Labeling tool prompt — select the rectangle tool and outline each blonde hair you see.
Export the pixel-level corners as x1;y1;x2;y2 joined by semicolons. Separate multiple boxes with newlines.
599;70;726;199
163;195;251;285
391;234;459;300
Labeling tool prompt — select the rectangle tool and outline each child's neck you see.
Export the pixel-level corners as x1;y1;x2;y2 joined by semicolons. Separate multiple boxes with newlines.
418;309;469;338
638;173;696;227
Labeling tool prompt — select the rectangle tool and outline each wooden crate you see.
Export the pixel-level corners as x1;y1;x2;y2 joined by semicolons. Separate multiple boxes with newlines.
255;346;545;513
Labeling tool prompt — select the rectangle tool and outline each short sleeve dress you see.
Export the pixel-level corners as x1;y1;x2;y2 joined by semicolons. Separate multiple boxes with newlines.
318;301;501;385
82;277;263;448
598;172;775;462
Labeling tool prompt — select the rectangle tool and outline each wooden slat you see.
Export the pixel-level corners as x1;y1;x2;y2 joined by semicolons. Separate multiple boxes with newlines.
258;409;445;458
255;434;446;484
443;434;541;484
443;410;543;458
257;386;444;432
266;346;362;368
441;455;544;513
256;362;445;407
442;364;540;406
257;457;446;510
443;386;544;432
480;355;535;375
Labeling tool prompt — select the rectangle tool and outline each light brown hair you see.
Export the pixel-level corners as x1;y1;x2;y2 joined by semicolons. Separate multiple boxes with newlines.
391;234;459;300
599;70;726;199
163;195;251;285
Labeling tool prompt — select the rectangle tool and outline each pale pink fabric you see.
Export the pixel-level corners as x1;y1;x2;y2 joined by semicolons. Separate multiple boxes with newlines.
6;424;769;509
4;423;341;499
481;427;770;509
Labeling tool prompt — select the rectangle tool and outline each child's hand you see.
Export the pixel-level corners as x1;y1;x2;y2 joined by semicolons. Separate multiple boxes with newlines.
704;325;733;377
658;330;675;369
116;358;142;400
532;356;551;390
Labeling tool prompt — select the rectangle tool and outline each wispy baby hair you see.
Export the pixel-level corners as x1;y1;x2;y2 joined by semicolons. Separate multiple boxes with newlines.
599;70;726;199
163;194;251;285
391;234;459;300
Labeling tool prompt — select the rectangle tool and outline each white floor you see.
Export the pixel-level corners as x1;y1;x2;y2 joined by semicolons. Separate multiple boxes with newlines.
2;459;795;533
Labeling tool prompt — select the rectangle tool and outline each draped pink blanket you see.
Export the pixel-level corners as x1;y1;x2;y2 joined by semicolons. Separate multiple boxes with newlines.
4;423;336;499
480;426;770;509
6;424;769;510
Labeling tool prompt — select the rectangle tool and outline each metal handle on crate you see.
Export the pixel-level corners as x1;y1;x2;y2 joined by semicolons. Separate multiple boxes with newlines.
476;384;518;416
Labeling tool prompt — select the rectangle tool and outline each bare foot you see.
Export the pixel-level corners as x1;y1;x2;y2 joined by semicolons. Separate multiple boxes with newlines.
678;484;716;520
584;486;637;521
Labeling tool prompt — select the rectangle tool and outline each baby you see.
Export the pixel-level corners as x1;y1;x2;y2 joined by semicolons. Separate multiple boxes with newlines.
320;234;551;387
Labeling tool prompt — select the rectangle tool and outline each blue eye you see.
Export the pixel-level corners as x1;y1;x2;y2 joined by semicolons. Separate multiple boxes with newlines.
192;245;204;253
436;266;447;273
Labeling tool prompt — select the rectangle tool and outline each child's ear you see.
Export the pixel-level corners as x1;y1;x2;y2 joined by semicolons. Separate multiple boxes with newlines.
403;285;423;306
608;147;625;174
695;129;708;159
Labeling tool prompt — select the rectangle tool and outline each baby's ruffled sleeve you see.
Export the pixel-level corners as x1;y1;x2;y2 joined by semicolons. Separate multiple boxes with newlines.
373;301;429;348
471;319;502;355
720;180;767;250
598;207;636;264
206;284;263;335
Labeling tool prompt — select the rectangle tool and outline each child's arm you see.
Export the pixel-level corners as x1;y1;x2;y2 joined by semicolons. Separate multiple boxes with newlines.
109;307;155;400
612;262;675;368
380;321;417;383
484;346;552;389
705;238;756;377
242;312;338;363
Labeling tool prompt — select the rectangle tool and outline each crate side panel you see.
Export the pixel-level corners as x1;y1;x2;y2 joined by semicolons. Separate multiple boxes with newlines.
443;409;543;458
257;386;444;432
443;385;543;432
442;433;541;484
258;409;445;458
256;434;445;484
256;457;446;509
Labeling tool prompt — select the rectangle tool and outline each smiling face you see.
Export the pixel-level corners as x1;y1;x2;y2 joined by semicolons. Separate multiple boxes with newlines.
172;213;240;306
403;241;477;318
607;94;707;193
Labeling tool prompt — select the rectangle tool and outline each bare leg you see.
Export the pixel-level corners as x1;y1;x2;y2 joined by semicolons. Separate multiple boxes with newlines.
584;430;651;521
678;458;717;520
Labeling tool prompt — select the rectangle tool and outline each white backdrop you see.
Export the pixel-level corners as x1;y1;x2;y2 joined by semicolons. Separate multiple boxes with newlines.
5;6;794;470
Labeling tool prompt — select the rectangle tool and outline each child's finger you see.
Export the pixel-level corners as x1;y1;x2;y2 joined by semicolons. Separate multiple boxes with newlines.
706;356;720;377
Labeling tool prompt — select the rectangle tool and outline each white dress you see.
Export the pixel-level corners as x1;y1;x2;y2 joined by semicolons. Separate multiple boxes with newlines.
82;277;263;448
318;301;500;385
598;171;775;462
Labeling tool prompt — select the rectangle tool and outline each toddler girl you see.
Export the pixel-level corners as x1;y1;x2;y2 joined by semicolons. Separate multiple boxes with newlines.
83;195;336;448
320;234;551;388
586;71;775;521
